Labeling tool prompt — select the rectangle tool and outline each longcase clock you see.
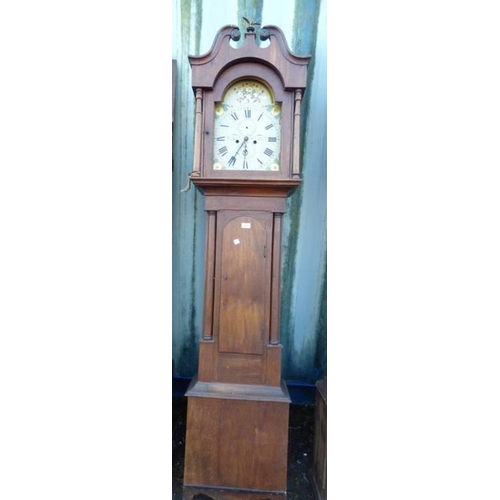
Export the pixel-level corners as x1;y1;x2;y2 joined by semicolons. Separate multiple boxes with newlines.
183;24;309;499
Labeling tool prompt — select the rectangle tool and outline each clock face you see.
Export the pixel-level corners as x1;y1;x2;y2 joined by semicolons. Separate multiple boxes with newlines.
213;80;281;171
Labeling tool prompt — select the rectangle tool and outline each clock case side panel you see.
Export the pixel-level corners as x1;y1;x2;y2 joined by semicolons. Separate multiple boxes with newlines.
201;63;294;180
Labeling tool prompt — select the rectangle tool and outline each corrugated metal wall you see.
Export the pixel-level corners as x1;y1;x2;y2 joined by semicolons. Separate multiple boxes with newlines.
172;0;327;383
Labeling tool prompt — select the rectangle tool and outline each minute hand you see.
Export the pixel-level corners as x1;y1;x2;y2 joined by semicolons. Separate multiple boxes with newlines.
230;136;249;162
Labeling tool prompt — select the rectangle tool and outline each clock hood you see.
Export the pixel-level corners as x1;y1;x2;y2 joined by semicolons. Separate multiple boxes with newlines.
189;25;310;91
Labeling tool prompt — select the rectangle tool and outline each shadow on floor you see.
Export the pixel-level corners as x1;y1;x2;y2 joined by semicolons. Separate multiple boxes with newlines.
172;397;316;500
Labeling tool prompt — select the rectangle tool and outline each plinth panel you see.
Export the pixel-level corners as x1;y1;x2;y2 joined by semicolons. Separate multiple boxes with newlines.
184;395;289;493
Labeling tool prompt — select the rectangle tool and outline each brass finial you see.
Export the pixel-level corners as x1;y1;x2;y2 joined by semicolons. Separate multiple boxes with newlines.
242;17;260;33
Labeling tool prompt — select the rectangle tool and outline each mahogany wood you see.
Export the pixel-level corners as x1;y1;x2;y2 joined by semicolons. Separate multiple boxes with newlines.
186;376;290;402
205;196;286;213
292;89;302;178
184;24;309;497
217;211;272;355
217;352;263;384
188;26;309;182
202;211;217;340
189;25;309;92
192;88;204;174
270;213;283;345
264;345;283;387
197;340;217;382
183;486;285;500
200;64;293;180
192;178;301;198
184;395;289;492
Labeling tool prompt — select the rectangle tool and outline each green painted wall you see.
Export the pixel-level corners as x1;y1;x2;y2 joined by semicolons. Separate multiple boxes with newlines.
172;0;327;383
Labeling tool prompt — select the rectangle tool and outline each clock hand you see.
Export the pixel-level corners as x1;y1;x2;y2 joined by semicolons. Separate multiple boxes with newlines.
230;136;249;161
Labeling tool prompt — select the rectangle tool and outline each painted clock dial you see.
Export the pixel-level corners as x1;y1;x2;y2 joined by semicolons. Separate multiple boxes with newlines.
213;80;281;171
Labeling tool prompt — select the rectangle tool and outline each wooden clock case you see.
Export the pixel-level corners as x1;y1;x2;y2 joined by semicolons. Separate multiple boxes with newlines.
183;25;309;499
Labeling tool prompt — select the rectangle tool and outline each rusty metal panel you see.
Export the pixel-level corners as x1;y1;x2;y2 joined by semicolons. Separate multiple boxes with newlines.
172;0;327;382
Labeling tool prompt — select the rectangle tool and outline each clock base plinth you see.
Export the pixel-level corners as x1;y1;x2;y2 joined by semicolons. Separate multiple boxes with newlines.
183;485;286;500
183;377;290;495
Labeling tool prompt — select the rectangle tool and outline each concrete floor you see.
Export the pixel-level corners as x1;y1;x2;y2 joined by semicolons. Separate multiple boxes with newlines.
172;397;317;500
